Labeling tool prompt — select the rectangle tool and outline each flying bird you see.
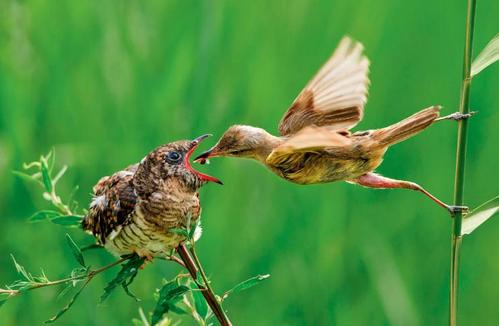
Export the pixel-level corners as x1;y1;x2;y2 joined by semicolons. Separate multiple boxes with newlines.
82;135;222;259
195;37;468;214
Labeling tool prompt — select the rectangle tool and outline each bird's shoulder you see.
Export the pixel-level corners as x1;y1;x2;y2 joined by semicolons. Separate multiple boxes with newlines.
82;164;139;243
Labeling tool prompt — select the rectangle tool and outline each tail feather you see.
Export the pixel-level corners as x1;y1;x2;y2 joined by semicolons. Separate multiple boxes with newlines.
372;106;440;146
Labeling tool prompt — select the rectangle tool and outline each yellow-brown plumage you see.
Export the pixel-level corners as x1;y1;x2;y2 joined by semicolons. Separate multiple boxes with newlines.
195;37;466;214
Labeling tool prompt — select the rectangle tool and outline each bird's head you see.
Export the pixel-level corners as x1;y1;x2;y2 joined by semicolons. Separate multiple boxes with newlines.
134;134;222;195
194;125;276;163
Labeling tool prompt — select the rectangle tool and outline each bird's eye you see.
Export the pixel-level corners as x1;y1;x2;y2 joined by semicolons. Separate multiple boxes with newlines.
166;151;182;163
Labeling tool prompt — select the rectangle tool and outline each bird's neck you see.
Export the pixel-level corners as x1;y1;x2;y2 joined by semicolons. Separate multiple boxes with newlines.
250;132;283;163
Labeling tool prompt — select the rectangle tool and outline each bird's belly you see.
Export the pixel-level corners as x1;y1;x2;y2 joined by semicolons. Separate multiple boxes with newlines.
276;156;382;185
104;211;186;258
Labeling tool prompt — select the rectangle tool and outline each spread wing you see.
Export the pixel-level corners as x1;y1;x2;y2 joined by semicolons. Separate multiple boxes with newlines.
267;126;354;170
82;164;138;244
278;36;370;136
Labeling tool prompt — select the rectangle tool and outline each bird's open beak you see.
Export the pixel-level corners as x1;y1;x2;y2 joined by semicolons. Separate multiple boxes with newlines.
185;134;223;185
193;146;218;165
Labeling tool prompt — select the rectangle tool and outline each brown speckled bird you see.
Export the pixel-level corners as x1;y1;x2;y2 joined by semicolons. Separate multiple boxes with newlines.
195;37;468;214
82;135;221;259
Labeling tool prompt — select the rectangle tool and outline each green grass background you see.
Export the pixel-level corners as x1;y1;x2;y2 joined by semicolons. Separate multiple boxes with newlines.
1;0;498;325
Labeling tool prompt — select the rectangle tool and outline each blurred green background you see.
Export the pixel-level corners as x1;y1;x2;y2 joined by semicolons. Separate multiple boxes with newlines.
1;0;498;325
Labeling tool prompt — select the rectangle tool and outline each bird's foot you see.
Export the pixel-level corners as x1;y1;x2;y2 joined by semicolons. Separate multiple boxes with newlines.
139;254;153;270
446;205;469;216
438;111;477;122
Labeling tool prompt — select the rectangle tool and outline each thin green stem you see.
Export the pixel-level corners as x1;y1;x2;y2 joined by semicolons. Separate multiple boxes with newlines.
0;256;130;298
450;0;476;324
189;245;217;306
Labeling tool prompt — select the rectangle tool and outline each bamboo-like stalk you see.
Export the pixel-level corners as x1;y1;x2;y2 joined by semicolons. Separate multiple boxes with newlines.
450;0;477;324
176;244;232;326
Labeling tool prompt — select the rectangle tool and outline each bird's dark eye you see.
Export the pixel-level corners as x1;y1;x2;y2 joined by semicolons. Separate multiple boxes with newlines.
166;151;182;163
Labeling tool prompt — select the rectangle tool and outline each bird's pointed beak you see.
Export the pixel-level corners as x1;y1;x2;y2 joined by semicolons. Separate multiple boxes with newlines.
193;147;217;164
185;134;223;185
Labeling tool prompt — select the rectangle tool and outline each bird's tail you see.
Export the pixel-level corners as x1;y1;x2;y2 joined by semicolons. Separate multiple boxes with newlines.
371;106;441;147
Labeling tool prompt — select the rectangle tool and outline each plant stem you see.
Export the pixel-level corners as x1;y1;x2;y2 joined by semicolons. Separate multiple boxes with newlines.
0;256;131;298
176;244;232;326
450;0;476;324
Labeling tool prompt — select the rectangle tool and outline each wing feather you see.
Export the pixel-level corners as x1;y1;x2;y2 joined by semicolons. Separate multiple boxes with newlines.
267;126;353;168
82;164;138;244
278;37;370;135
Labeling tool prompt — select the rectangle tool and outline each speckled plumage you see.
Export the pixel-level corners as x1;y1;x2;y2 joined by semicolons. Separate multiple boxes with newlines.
82;137;219;258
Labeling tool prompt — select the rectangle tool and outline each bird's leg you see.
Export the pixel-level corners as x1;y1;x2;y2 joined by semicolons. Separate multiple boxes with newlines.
352;173;468;215
435;111;477;122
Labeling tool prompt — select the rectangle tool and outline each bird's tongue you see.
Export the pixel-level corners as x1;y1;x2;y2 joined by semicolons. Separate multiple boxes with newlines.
185;135;223;185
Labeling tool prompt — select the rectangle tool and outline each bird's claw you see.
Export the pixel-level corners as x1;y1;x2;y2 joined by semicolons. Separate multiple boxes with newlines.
139;254;154;269
447;205;469;216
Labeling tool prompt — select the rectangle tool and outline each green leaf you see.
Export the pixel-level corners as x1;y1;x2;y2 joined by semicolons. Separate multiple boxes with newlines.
12;170;43;186
151;279;190;325
11;255;31;281
52;165;68;186
65;234;86;267
50;215;83;227
471;34;499;77
28;210;62;222
189;221;200;240
0;299;7;309
100;255;144;303
40;158;53;193
169;228;189;238
223;274;270;300
132;319;144;326
461;196;499;235
44;282;87;323
192;288;208;320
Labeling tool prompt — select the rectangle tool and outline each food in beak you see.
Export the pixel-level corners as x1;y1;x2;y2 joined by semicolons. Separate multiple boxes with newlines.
185;135;223;184
193;148;214;165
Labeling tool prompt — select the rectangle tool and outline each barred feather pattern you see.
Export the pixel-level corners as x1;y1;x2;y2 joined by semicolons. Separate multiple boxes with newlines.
82;141;204;258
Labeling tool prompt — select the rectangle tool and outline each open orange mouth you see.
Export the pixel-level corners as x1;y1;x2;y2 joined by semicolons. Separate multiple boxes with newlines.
185;134;223;185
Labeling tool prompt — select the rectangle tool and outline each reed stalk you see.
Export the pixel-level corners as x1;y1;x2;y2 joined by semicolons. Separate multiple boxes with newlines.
449;0;477;324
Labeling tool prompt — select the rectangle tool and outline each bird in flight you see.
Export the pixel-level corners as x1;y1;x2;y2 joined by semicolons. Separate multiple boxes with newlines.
82;135;222;259
195;37;469;214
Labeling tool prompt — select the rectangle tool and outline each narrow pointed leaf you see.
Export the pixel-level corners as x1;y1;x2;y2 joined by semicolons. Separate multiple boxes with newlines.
40;159;53;193
169;228;189;238
100;255;144;302
52;165;68;186
44;282;88;323
223;274;270;300
65;234;86;267
28;210;61;222
192;288;208;320
11;255;30;281
50;215;83;227
151;279;190;325
12;171;43;186
471;34;499;77
461;196;499;235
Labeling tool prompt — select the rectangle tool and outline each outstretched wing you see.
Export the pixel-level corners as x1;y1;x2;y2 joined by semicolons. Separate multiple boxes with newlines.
278;37;370;136
82;164;138;244
267;126;355;178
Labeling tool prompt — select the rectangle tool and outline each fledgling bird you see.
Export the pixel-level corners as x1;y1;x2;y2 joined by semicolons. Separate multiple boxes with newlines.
195;37;468;214
82;135;222;259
